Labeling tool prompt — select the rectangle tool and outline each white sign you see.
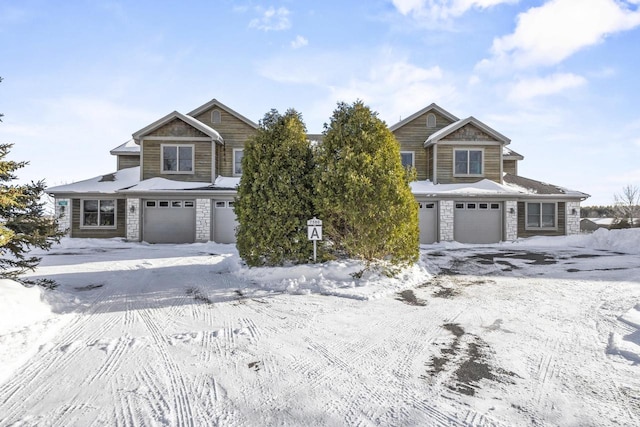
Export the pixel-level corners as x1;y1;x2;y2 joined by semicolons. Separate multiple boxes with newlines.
307;217;322;227
308;225;322;241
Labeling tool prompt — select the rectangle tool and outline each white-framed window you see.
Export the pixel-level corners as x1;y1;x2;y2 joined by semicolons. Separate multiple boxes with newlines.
454;149;483;176
233;148;244;176
400;151;415;168
212;109;221;124
426;113;436;128
81;199;116;228
526;202;557;230
161;144;194;173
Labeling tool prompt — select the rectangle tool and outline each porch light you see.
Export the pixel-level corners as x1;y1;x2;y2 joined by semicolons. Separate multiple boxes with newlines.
509;207;515;214
129;205;136;214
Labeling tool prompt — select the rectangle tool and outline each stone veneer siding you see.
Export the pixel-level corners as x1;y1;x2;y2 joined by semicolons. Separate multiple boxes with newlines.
55;198;71;234
505;200;518;241
566;201;581;235
439;200;454;241
126;198;140;241
195;199;211;242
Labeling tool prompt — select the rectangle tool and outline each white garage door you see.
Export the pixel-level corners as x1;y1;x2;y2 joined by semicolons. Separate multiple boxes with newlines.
143;200;196;244
213;200;238;244
418;202;438;244
454;201;502;244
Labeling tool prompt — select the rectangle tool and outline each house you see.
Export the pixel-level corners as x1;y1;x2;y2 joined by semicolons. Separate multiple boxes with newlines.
47;99;589;245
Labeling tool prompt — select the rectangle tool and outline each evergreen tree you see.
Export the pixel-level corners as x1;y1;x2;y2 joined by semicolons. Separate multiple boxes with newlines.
0;143;62;283
235;109;315;266
315;101;419;268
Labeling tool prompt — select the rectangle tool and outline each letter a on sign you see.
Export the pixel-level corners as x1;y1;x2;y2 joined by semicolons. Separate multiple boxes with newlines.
308;226;322;241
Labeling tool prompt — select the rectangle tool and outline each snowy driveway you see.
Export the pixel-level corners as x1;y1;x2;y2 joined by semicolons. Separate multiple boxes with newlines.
1;235;640;426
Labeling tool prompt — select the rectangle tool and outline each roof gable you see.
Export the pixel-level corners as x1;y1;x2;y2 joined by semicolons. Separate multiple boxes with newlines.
132;111;223;144
425;116;510;146
389;103;459;132
188;98;258;129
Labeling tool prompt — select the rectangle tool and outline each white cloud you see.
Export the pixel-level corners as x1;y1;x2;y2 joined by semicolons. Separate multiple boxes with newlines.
392;0;517;22
249;6;291;31
290;35;308;49
478;0;640;70
259;48;456;126
508;73;587;101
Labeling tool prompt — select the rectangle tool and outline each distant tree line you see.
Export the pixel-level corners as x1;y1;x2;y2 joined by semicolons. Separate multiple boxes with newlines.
581;184;640;228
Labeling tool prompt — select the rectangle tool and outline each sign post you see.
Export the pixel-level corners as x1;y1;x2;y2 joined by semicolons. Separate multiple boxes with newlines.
307;217;322;263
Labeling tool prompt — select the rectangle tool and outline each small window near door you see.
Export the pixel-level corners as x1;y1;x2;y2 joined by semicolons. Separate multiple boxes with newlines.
400;151;414;168
81;199;116;228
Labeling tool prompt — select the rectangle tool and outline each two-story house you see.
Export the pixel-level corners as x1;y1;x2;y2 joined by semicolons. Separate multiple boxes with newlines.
47;99;589;245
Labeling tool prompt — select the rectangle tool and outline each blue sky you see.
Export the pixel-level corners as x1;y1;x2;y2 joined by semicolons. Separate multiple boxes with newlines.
1;0;639;206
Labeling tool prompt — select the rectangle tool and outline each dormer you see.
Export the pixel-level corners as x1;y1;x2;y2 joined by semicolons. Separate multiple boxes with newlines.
503;147;524;175
132;111;223;182
424;116;510;184
110;139;140;171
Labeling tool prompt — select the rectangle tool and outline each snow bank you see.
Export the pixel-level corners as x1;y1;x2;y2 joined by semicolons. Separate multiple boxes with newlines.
0;279;68;385
608;304;640;364
510;228;640;254
237;259;431;300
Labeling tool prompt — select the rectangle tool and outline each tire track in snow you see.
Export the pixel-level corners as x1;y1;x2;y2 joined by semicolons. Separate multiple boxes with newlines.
0;290;121;423
138;306;202;427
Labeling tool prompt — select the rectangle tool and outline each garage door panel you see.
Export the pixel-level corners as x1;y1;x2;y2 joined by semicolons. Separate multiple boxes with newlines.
213;200;238;244
143;200;195;244
454;202;502;244
418;202;438;244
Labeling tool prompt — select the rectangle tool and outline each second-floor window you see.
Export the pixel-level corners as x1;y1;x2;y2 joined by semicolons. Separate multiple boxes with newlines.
400;151;414;168
454;149;483;176
233;149;244;176
162;145;194;173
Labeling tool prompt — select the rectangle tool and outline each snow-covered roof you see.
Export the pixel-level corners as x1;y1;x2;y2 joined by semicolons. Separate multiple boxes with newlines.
118;177;212;192
582;218;616;226
47;167;141;194
411;179;522;196
188;98;259;129
212;176;240;189
132;111;223;144
110;139;140;156
503;146;524;160
425;116;510;146
389;103;459;132
503;173;589;198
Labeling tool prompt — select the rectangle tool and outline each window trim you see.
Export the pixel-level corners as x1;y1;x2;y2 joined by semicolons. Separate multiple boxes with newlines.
211;109;221;124
161;144;195;174
525;202;558;231
453;148;484;177
80;199;117;229
400;151;415;169
233;148;244;176
426;113;436;128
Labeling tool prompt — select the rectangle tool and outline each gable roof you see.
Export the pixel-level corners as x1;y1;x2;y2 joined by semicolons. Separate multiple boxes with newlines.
131;111;223;144
47;167;141;195
389;103;459;132
425;116;511;146
188;98;259;129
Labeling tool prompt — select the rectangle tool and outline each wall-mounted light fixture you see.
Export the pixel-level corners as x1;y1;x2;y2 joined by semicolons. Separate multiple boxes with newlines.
509;207;515;214
129;205;136;214
571;208;577;215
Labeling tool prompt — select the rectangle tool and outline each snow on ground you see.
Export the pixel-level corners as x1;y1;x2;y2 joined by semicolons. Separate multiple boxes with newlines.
0;229;639;426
